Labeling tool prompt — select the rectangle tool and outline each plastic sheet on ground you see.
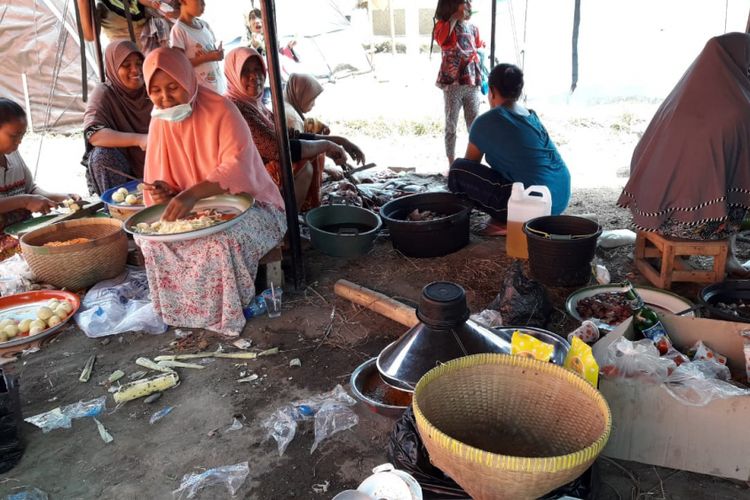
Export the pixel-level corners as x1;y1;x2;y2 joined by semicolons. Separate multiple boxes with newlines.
24;396;107;433
172;461;250;499
263;384;358;455
601;337;749;406
75;267;167;337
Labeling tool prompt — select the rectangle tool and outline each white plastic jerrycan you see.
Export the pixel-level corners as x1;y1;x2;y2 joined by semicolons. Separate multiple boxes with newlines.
506;182;552;259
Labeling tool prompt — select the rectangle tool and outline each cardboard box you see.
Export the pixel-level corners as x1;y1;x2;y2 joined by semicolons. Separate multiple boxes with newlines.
592;314;750;481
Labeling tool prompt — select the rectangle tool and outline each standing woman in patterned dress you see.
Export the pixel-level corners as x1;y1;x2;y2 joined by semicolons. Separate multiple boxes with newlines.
432;0;484;168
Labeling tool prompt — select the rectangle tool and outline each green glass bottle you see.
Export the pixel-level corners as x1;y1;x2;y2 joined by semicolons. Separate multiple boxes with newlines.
622;281;673;354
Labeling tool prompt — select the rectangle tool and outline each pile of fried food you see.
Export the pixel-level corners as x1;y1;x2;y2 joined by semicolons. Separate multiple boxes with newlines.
134;208;235;235
0;298;75;342
111;183;145;205
43;238;92;247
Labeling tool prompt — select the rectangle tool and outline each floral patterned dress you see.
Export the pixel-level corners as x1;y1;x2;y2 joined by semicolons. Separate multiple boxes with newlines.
135;202;286;336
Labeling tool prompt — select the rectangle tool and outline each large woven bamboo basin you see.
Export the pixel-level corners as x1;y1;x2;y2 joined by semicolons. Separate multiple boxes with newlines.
413;354;611;500
21;218;128;291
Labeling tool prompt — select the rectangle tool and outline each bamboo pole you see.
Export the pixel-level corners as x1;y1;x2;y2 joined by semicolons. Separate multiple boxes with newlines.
333;279;418;328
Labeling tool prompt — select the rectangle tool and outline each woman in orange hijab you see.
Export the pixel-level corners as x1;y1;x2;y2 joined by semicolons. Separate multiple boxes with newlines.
137;47;286;336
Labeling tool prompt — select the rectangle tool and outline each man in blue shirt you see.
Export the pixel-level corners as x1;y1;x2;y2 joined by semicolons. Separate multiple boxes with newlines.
448;63;571;235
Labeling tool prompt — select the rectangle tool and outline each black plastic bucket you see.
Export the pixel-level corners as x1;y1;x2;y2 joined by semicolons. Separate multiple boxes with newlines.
305;205;382;258
380;192;472;258
0;368;24;473
523;215;602;287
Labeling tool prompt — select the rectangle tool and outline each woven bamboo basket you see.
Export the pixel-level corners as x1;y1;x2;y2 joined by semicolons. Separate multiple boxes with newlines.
413;353;611;500
20;218;128;291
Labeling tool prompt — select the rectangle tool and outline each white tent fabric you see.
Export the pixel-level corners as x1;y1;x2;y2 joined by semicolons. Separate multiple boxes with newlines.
0;0;98;133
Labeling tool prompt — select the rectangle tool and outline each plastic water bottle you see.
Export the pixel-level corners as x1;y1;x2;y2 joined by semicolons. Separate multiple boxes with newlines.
243;296;267;319
506;183;552;259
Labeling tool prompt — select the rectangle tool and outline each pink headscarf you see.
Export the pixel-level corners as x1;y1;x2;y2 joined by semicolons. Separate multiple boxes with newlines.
224;47;275;131
142;48;284;209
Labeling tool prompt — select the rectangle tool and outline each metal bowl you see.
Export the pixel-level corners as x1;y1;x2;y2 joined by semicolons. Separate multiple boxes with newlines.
491;326;570;366
350;358;412;418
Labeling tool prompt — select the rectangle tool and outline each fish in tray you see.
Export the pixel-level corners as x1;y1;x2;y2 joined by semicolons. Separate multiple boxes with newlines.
133;208;236;235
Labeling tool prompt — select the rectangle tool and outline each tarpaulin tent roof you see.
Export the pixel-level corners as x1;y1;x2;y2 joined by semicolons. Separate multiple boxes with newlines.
0;0;98;133
230;0;371;80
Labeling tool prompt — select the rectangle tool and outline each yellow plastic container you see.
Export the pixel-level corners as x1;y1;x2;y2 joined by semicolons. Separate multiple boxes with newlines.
506;183;551;259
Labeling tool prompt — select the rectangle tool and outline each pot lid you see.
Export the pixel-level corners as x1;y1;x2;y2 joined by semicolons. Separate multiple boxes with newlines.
416;281;470;326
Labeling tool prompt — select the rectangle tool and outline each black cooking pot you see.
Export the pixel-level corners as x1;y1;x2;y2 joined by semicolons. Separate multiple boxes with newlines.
305;205;381;257
698;280;750;323
380;192;472;258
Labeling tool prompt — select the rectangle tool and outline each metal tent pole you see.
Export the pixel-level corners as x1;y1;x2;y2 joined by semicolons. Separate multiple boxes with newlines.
260;0;305;289
490;0;497;66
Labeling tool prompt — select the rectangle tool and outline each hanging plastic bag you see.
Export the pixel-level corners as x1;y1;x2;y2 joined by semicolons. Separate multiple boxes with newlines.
477;49;490;95
75;268;167;337
172;462;250;499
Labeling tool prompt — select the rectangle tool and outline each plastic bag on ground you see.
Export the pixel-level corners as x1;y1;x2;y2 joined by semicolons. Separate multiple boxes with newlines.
6;487;49;500
0;254;35;297
311;400;359;453
263;384;358;455
597;229;637;248
469;309;503;328
75;267;167;337
172;462;250;499
488;261;551;327
24;396;106;433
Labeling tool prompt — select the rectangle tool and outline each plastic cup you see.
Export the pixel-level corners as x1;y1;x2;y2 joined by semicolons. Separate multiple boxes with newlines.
262;288;283;318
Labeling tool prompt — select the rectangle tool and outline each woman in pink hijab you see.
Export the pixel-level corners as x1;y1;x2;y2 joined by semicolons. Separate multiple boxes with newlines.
137;47;286;336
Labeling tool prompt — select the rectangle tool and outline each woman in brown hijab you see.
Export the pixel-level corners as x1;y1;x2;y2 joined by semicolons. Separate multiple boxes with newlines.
82;40;152;195
284;73;329;134
618;33;750;274
225;48;365;210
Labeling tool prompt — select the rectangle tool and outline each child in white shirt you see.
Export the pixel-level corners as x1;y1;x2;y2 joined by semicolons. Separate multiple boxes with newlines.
169;0;225;93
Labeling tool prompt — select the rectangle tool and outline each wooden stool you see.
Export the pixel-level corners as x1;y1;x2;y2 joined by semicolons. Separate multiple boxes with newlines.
634;232;728;289
256;246;284;290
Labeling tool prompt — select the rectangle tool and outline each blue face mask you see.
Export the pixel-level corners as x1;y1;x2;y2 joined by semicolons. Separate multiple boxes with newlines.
151;102;193;122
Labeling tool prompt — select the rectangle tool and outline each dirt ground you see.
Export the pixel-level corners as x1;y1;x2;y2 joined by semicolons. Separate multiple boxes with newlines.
1;182;749;500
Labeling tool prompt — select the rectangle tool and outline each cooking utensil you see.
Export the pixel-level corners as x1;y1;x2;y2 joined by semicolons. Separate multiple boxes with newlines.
123;194;254;242
344;162;378;176
305;205;381;257
380;192;472;258
698;280;750;323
